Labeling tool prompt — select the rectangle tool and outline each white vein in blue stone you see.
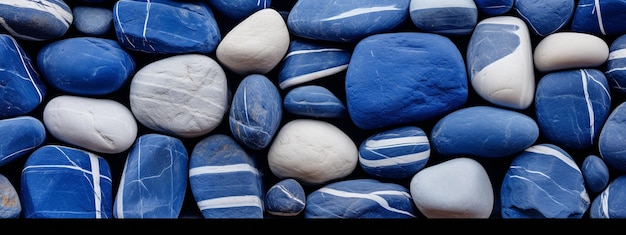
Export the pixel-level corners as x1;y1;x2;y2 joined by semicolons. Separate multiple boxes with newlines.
243;86;250;124
594;0;606;35
257;0;268;8
607;48;626;74
279;65;348;89
142;0;154;51
320;5;403;21
9;36;43;102
581;69;596;144
507;167;571;208
196;195;263;210
524;145;580;173
189;163;260;176
0;0;72;41
317;187;415;217
410;0;477;10
361;136;429;167
275;184;306;206
1;146;36;162
114;3;135;48
597;189;610;218
285;48;344;58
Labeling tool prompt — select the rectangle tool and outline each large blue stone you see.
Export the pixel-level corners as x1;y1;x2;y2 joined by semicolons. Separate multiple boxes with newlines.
0;116;46;168
513;0;574;36
590;175;626;218
265;178;306;217
409;0;478;35
599;101;626;172
582;155;610;194
283;85;347;119
571;0;626;36
207;0;271;21
114;133;188;219
72;6;113;36
474;0;513;15
606;34;626;94
21;145;113;218
0;0;72;41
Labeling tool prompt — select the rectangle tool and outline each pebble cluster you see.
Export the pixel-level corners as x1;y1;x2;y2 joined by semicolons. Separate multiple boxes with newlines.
2;0;626;219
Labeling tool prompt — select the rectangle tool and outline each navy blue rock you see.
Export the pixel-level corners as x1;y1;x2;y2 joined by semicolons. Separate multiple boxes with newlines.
582;155;610;194
283;85;347;119
0;116;46;168
265;178;306;217
207;0;270;21
278;40;351;90
114;134;188;219
599;101;626;172
409;0;478;35
37;37;135;96
0;174;20;218
21;145;113;218
113;0;221;54
305;178;415;218
474;0;513;15
346;32;468;130
359;126;430;179
590;175;626;218
0;0;72;41
535;69;611;150
571;0;626;36
0;34;47;119
287;0;410;43
188;134;264;218
72;6;113;36
501;144;590;218
514;0;574;36
229;74;282;150
606;34;626;94
431;106;539;158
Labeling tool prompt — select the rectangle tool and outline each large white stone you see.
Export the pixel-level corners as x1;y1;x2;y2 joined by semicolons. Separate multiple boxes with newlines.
534;32;609;73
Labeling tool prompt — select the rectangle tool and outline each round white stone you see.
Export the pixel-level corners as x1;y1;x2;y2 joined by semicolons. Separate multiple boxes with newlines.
534;32;609;72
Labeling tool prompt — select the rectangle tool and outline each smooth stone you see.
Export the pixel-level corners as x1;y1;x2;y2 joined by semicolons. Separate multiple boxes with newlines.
501;144;590;218
431;106;539;158
188;134;264;218
0;0;72;41
467;16;535;110
582;155;610;194
277;39;351;90
599;101;626;172
571;0;626;36
72;5;113;36
590;175;626;218
535;69;611;150
346;32;468;130
21;145;113;218
43;95;138;154
359;126;430;179
513;0;574;36
410;157;494;218
0;34;47;119
605;34;626;94
216;8;289;75
114;133;189;219
265;178;306;217
0;174;20;218
287;0;410;43
305;179;415;218
206;0;271;21
129;54;228;138
229;74;282;150
37;37;135;96
268;119;358;185
409;0;478;35
0;116;46;167
474;0;513;15
533;32;609;73
112;0;221;54
283;85;347;119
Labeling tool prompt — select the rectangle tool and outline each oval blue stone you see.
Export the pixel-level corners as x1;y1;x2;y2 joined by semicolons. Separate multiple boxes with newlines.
283;85;346;118
0;116;46;167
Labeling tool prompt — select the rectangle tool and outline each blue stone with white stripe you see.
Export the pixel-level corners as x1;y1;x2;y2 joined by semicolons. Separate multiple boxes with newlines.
501;144;590;218
359;126;430;179
590;175;626;218
278;40;351;90
114;133;188;219
189;134;264;218
599;101;626;172
605;34;626;94
0;0;72;41
21;145;113;218
207;0;271;21
474;0;513;15
305;178;415;218
265;178;306;217
0;116;46;168
514;0;574;36
535;69;611;150
283;85;347;119
0;34;47;119
409;0;478;35
582;155;610;194
287;0;410;43
571;0;626;36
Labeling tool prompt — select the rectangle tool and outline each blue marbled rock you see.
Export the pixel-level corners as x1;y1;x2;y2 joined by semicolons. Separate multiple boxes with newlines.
37;37;135;96
305;178;415;218
72;5;113;36
189;134;264;218
474;0;514;15
606;34;626;94
590;175;626;218
0;34;47;119
582;155;610;194
113;0;221;54
0;174;20;218
409;0;478;35
535;69;611;150
599;101;626;172
431;106;538;158
229;74;282;150
0;0;72;41
207;0;270;21
501;144;590;218
283;85;347;119
278;40;351;90
287;0;410;43
359;126;430;179
514;0;574;36
21;145;113;218
571;0;626;36
346;32;467;130
114;133;188;219
0;116;46;168
265;178;306;217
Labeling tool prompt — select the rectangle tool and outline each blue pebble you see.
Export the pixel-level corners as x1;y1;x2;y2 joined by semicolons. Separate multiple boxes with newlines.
571;0;626;36
207;0;271;21
474;0;513;15
72;6;113;36
0;116;46;168
265;178;306;217
283;85;347;118
409;1;478;35
188;134;264;218
467;22;519;80
21;145;113;218
0;0;72;41
582;155;610;194
599;101;626;172
514;0;574;36
0;174;20;218
590;175;626;218
114;134;189;219
229;74;282;150
606;34;626;94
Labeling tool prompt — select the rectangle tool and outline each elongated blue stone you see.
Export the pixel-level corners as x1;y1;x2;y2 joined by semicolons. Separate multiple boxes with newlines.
606;34;626;94
278;40;350;90
0;116;46;167
0;0;72;41
283;85;347;118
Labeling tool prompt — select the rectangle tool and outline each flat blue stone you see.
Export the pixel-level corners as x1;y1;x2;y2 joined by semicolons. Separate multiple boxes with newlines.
606;34;626;94
501;144;590;218
72;6;113;36
189;134;264;218
0;116;46;167
21;145;113;218
514;0;574;36
0;0;72;41
359;126;430;179
37;37;135;95
474;0;513;15
0;174;20;218
590;175;626;218
207;0;271;20
409;1;478;35
283;85;347;118
114;133;188;219
535;69;611;150
599;101;626;172
582;155;610;194
229;74;282;150
571;0;626;36
265;178;306;217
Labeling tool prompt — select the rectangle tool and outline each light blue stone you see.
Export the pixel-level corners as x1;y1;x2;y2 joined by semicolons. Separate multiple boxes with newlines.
188;134;264;218
0;116;46;168
590;175;626;218
305;178;415;218
582;155;610;194
114;133;189;219
0;0;72;41
229;74;282;150
535;69;611;150
265;178;306;217
599;101;626;172
467;22;519;79
474;0;513;15
346;32;468;130
359;126;430;179
501;144;590;218
37;37;135;96
605;34;626;94
207;0;271;21
514;0;574;36
0;174;20;218
21;145;113;218
409;0;478;35
72;6;113;36
283;85;347;119
571;0;626;36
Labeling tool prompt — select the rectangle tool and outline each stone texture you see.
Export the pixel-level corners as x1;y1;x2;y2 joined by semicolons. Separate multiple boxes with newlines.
0;174;20;218
582;155;610;194
206;0;271;21
265;178;306;217
590;175;626;218
533;32;609;73
604;34;626;94
599;101;626;172
0;116;46;167
409;0;478;35
513;0;574;36
283;85;347;119
0;0;73;41
474;0;513;15
72;5;113;36
571;0;626;36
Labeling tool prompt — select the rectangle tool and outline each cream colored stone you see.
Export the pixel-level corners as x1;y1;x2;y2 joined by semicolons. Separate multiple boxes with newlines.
534;32;609;72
